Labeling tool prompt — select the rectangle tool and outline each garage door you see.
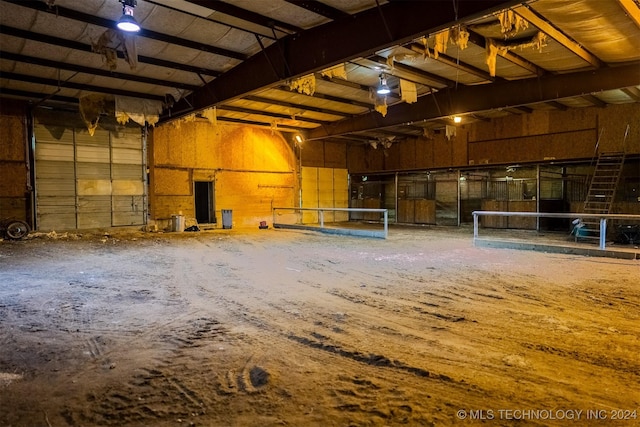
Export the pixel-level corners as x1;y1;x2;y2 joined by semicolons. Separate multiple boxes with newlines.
35;124;146;231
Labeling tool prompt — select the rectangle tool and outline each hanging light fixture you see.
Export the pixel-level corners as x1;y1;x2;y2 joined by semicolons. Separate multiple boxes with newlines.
117;0;141;33
376;73;391;95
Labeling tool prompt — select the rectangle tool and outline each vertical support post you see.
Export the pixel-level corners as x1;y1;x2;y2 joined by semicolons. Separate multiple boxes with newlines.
273;208;276;227
599;217;607;250
536;164;540;232
473;212;479;241
394;173;399;224
457;170;461;227
319;209;324;228
383;209;388;239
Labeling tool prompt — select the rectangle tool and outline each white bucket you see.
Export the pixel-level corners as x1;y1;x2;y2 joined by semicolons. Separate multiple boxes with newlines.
171;215;185;232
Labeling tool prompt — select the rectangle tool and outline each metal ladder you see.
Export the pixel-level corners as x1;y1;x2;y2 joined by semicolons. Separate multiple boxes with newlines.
578;151;625;239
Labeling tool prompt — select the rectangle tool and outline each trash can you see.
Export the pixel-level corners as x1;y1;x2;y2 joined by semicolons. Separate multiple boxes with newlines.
171;214;185;232
222;209;232;229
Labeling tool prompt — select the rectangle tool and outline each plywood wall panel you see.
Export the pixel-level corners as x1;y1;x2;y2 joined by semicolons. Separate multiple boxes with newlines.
0;115;25;161
324;141;347;169
154;168;190;196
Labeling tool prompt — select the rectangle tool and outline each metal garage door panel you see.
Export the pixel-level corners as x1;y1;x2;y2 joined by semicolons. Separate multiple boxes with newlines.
112;180;143;195
35;143;74;162
112;129;142;148
112;163;143;180
76;162;110;179
77;179;112;196
76;146;110;163
36;160;75;197
75;129;109;146
37;195;76;231
34;125;73;145
112;195;145;226
112;147;142;165
77;196;111;229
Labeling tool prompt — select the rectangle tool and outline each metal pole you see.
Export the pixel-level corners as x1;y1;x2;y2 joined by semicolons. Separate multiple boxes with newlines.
599;218;607;250
319;210;324;228
384;209;388;238
473;212;478;240
536;164;540;232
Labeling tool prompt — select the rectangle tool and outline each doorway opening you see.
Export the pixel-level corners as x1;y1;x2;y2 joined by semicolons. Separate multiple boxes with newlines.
194;181;215;224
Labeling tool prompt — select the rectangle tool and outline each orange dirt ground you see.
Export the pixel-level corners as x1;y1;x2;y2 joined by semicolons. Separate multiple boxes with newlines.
0;227;639;426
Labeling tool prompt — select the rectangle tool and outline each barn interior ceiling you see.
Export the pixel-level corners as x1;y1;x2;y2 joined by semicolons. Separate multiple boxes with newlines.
1;0;639;146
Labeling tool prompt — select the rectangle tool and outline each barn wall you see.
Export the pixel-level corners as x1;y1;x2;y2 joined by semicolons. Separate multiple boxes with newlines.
0;100;30;223
348;103;640;173
149;120;298;229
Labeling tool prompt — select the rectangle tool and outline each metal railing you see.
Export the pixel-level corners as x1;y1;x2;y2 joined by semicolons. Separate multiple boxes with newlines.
472;211;640;250
272;207;389;238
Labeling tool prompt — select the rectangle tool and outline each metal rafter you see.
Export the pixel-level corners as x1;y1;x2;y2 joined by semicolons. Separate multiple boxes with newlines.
244;95;355;118
618;0;640;29
167;0;519;118
466;29;546;76
217;105;331;125
3;0;248;61
364;55;455;88
184;0;302;34
0;25;222;77
0;51;201;92
307;62;640;140
622;87;640;101
408;43;497;82
284;0;350;20
514;5;602;69
0;71;166;101
273;86;373;110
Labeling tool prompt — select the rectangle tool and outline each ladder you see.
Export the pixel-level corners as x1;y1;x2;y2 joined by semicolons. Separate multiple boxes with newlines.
577;151;625;240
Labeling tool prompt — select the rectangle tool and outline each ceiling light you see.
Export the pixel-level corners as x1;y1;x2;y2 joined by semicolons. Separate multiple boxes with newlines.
453;116;462;123
117;0;141;33
294;134;303;144
377;74;390;95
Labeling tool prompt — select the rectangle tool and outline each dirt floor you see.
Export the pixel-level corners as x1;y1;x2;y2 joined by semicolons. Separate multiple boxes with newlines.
0;226;639;427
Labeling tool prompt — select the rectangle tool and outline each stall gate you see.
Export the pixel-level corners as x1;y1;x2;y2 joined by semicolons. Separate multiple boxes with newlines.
34;124;146;231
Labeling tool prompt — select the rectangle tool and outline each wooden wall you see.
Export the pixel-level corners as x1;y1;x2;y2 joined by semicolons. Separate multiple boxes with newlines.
149;120;297;229
0;100;30;223
348;103;640;173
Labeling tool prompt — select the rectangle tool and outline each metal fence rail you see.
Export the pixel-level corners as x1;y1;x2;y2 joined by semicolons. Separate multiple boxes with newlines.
472;211;640;250
272;207;389;239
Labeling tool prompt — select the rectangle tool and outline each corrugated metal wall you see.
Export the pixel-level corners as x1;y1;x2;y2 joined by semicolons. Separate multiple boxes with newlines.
34;125;145;230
